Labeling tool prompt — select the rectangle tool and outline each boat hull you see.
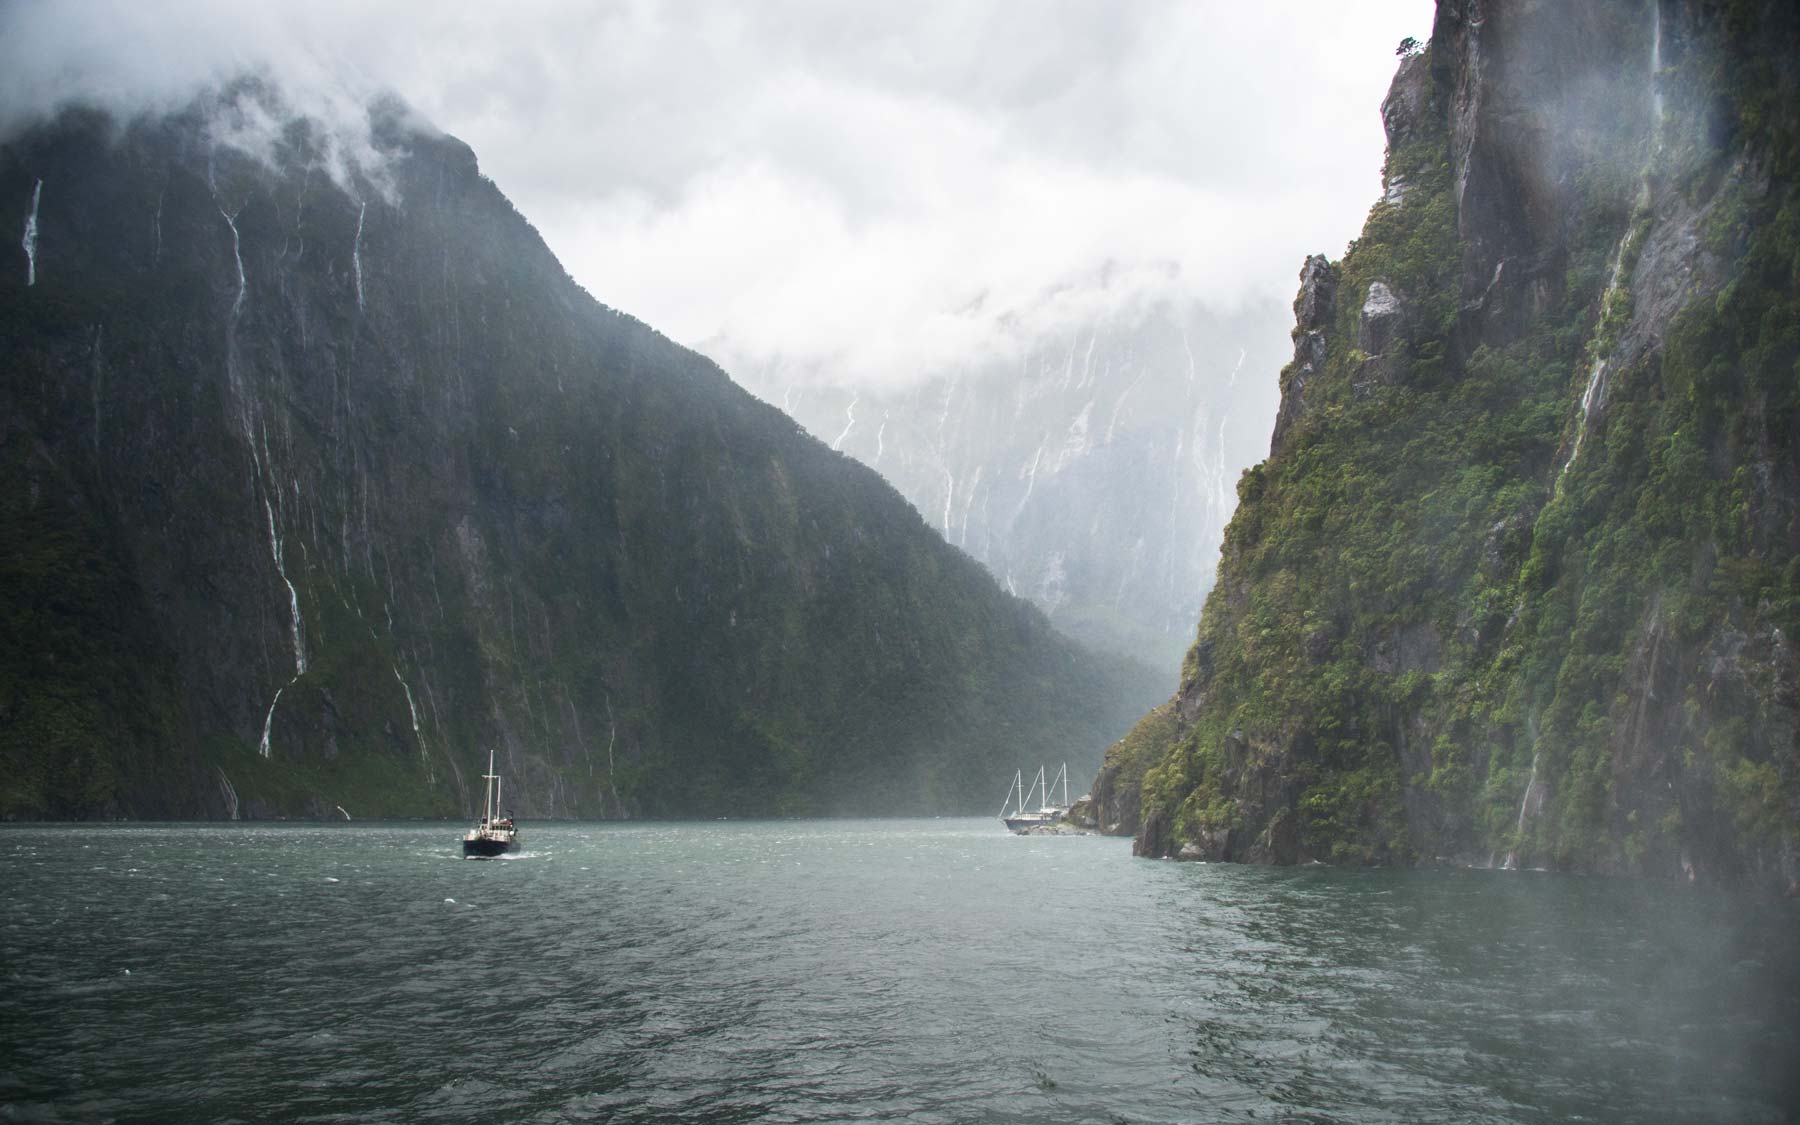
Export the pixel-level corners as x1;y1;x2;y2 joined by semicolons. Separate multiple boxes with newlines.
1002;815;1058;834
461;835;518;858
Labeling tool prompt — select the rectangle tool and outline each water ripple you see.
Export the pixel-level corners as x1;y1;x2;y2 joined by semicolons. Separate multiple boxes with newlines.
2;821;1795;1122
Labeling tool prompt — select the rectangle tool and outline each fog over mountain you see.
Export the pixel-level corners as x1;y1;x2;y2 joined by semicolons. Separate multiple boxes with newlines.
3;3;1430;671
740;300;1291;677
3;2;1428;380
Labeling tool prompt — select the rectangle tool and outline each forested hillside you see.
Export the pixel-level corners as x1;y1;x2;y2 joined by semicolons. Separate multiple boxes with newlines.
0;89;1156;820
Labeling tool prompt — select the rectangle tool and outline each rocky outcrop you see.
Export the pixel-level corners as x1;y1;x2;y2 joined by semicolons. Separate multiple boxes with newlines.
1105;0;1800;892
1268;254;1337;455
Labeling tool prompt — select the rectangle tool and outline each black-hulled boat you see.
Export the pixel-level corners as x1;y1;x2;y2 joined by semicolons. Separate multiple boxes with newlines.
461;746;519;858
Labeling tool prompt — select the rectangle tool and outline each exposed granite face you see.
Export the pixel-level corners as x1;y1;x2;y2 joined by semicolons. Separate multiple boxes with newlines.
1100;0;1800;892
0;91;1157;821
1268;254;1338;456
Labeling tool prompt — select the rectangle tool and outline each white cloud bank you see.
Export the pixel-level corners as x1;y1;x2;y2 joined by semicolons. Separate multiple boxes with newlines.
1;0;1433;387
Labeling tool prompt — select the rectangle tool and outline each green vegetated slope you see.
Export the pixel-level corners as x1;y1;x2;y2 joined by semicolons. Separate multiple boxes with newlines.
0;90;1157;821
1097;0;1800;889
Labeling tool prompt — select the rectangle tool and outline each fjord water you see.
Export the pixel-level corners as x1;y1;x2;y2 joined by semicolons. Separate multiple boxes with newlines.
4;821;1795;1122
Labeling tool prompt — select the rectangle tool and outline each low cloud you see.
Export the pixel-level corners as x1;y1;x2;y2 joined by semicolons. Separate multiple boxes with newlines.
1;0;1432;387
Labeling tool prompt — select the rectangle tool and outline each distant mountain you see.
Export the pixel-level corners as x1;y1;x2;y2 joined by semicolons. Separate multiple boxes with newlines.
0;85;1158;820
737;301;1288;682
1090;0;1800;892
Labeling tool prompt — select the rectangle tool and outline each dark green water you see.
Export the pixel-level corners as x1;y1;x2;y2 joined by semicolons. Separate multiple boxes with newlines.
3;820;1795;1122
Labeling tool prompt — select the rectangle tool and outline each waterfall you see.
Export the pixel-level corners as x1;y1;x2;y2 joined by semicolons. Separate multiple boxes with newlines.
263;495;307;675
218;205;246;320
258;685;286;759
21;179;41;286
604;692;622;815
958;464;984;547
940;464;956;535
393;666;432;779
1650;0;1664;131
216;768;240;820
1545;6;1664;504
874;417;887;464
213;181;305;760
1501;749;1542;869
832;392;859;450
353;200;367;311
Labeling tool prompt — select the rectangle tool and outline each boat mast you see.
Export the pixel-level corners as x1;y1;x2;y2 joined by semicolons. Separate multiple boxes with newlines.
481;745;498;826
1000;769;1023;817
1058;762;1069;807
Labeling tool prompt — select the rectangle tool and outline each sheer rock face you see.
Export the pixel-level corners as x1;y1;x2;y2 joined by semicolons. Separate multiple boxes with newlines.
1104;0;1800;892
0;92;1156;821
1269;255;1338;456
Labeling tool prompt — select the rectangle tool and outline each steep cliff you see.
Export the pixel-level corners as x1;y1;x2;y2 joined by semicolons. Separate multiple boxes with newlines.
0;88;1157;820
1100;0;1800;890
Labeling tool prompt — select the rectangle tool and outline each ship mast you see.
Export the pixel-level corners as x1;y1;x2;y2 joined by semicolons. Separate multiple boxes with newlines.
481;746;498;826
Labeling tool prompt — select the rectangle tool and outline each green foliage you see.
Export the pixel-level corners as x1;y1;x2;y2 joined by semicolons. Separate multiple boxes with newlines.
1130;13;1800;880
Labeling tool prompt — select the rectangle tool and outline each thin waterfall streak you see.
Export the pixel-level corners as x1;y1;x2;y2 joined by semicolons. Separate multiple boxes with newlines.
959;465;984;547
353;200;367;310
219;206;246;320
1503;750;1542;870
216;768;240;820
604;693;621;815
264;495;307;676
393;666;432;779
1650;0;1664;130
1554;240;1630;497
940;465;956;536
832;393;859;450
875;418;886;465
22;179;42;286
258;683;290;759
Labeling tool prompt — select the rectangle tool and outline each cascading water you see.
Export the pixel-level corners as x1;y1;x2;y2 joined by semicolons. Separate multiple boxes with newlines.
353;200;367;311
1548;1;1656;500
1553;242;1630;497
21;179;41;286
214;179;310;759
264;495;307;676
1505;15;1668;857
1650;0;1664;130
940;464;956;536
219;205;246;321
258;685;285;759
216;768;240;820
832;392;859;450
392;666;432;780
1502;750;1541;869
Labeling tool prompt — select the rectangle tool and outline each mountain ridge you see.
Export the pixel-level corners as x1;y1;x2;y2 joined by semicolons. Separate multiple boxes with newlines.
0;86;1158;821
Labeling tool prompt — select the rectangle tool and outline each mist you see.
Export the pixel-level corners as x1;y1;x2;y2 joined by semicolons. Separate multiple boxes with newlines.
1;0;1431;389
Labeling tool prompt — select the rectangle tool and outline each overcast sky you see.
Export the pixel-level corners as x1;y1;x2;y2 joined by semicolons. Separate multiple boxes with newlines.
3;0;1433;388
